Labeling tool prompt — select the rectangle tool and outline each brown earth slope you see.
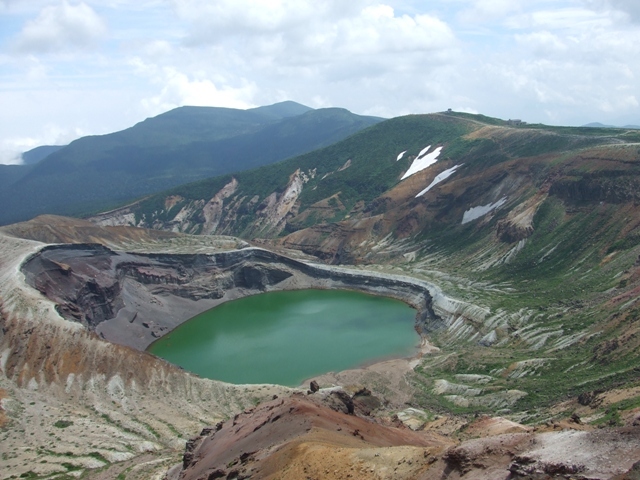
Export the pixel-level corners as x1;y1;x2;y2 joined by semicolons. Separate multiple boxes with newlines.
172;390;640;480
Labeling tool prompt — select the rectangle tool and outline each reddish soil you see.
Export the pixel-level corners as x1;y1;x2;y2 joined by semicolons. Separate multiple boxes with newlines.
176;391;640;480
177;392;452;480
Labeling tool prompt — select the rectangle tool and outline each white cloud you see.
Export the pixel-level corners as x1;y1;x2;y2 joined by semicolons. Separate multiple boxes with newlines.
585;0;640;22
0;146;23;165
170;0;375;43
12;1;108;53
507;7;614;31
458;0;523;23
1;0;640;163
172;0;457;69
131;59;256;114
0;125;82;165
609;0;640;20
161;0;459;118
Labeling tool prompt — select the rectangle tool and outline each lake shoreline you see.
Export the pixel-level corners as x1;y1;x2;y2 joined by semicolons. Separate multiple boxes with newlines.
22;245;446;352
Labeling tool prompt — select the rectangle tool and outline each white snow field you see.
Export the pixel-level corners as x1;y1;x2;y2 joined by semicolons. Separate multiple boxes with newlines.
416;164;463;198
401;146;443;180
462;197;507;224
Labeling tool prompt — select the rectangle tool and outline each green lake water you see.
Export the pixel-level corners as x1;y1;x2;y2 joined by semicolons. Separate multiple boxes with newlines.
148;289;419;386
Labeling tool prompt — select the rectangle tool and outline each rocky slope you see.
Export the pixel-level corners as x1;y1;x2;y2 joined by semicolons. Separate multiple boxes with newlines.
2;210;640;479
0;218;478;478
170;389;640;480
0;228;295;479
20;243;444;350
89;112;640;413
170;390;453;480
90;113;640;251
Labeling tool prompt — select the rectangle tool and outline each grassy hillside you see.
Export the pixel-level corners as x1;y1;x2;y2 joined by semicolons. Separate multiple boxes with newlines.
127;111;633;237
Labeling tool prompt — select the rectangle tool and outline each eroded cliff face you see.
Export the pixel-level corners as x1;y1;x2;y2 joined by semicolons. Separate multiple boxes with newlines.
1;227;465;478
4;208;640;478
21;244;445;351
93;169;314;239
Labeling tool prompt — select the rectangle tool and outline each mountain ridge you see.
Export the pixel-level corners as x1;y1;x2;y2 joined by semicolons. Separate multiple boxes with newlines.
0;101;382;225
20;145;64;165
583;121;640;129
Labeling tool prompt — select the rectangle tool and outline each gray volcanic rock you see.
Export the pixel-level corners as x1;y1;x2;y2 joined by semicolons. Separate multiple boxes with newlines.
21;245;443;350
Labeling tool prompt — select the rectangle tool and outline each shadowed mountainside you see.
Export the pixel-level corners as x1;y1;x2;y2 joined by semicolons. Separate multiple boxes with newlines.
0;101;382;225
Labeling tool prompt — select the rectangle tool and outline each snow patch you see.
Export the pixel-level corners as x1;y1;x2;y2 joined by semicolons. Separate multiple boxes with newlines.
462;197;507;224
416;164;462;197
396;150;407;161
401;145;443;180
417;145;431;157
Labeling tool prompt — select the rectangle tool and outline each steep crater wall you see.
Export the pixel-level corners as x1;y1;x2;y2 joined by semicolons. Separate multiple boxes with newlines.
22;245;446;351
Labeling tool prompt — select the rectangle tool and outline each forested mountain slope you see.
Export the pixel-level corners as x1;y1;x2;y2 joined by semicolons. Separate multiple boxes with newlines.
0;101;382;225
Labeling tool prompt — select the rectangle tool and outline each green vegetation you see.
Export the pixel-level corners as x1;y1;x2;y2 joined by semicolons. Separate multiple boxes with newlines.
403;187;640;415
129;109;640;242
132;113;476;234
592;395;640;426
53;420;73;429
0;102;382;226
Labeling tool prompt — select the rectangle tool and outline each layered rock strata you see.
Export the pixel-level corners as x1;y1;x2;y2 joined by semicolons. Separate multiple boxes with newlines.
22;245;445;351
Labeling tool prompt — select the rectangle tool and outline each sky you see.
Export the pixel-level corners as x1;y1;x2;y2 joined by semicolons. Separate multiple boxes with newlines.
1;0;639;164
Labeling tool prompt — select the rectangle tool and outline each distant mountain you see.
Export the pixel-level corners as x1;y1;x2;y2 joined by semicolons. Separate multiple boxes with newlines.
0;146;62;193
0;101;382;225
0;164;33;191
583;122;640;129
21;145;65;165
103;112;640;241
